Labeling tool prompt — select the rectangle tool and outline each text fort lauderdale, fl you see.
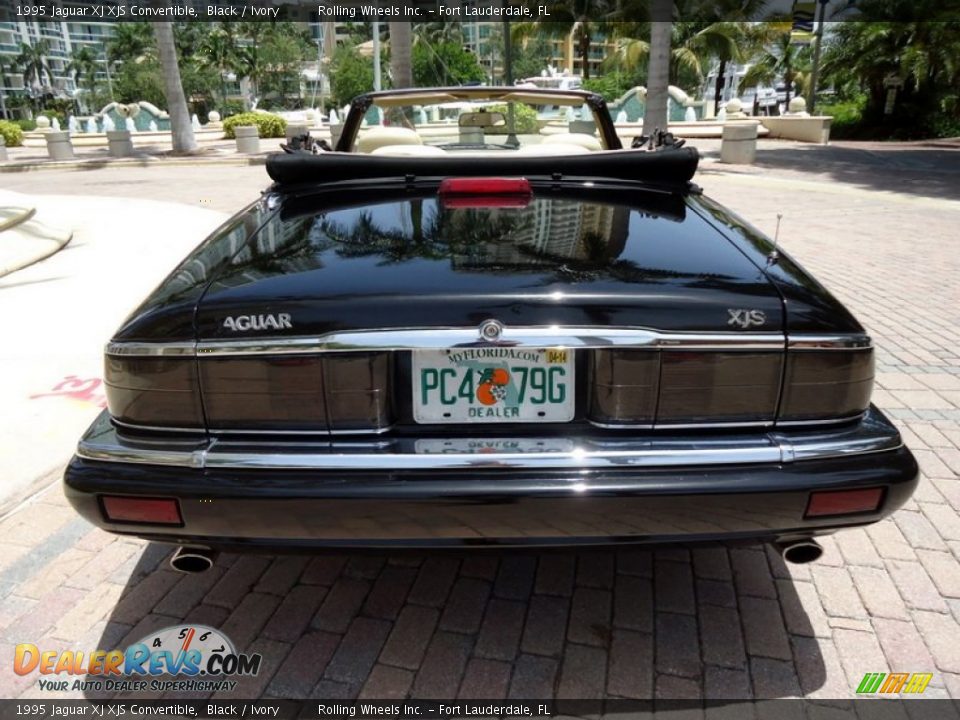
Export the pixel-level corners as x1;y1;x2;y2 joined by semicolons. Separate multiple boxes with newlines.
316;4;550;18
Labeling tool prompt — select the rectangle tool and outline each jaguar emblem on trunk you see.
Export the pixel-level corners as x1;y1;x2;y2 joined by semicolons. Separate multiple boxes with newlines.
479;319;503;342
223;314;292;332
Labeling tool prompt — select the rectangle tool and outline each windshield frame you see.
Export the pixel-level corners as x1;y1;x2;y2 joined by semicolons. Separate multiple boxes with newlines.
336;86;621;153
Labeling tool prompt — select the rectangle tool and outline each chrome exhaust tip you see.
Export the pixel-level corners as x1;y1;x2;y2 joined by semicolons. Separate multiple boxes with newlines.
775;539;824;565
170;546;217;574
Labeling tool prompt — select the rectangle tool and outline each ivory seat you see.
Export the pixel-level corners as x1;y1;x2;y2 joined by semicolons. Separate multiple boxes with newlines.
542;132;603;151
371;144;448;157
356;126;423;154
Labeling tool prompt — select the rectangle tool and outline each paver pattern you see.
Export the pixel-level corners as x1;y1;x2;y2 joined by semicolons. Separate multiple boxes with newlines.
1;144;959;701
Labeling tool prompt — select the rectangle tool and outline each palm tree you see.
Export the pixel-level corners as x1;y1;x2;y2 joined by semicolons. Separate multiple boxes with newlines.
415;23;465;45
108;24;154;65
67;46;99;93
644;5;673;135
678;22;755;110
153;21;196;153
0;58;11;119
514;1;620;80
389;22;413;88
15;40;52;92
739;26;809;108
199;27;239;106
236;22;270;102
821;20;960;124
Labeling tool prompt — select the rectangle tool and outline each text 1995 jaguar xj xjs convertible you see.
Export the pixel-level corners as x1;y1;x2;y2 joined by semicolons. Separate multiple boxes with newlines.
64;87;916;571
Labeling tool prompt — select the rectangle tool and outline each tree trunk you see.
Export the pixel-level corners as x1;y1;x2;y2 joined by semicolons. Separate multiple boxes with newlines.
579;31;591;80
784;67;792;108
643;14;673;137
153;21;196;154
389;22;413;88
713;58;727;113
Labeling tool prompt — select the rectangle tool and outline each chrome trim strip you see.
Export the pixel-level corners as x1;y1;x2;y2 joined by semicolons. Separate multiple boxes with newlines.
197;328;786;356
76;407;903;471
105;330;872;357
206;424;396;437
106;341;196;357
111;418;206;434
775;412;866;428
113;418;396;437
105;328;786;357
589;420;773;430
787;334;872;350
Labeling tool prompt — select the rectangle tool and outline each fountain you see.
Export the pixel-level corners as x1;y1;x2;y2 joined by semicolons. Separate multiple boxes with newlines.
125;117;136;132
149;120;158;132
685;106;697;122
103;115;116;132
51;118;61;132
191;113;201;130
68;116;79;133
416;106;428;125
85;117;97;134
616;110;628;124
328;108;339;124
565;106;576;123
375;107;384;125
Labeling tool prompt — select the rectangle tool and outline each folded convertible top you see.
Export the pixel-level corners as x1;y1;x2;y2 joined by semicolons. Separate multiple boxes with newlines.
266;146;700;188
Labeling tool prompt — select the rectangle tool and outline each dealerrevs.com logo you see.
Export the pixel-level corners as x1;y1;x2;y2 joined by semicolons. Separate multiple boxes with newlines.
14;624;261;694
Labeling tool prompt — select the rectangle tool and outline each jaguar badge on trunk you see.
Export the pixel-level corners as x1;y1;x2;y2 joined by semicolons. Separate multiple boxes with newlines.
223;314;293;332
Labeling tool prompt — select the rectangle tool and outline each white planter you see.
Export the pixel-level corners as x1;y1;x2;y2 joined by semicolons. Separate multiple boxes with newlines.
234;125;260;154
285;124;309;142
720;122;759;164
106;129;134;158
759;116;833;145
45;131;75;161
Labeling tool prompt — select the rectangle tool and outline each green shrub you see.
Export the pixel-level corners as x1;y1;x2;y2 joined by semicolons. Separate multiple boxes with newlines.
0;120;24;147
221;99;246;119
582;74;636;102
15;118;36;132
819;97;865;139
484;103;540;135
222;112;287;139
39;108;66;125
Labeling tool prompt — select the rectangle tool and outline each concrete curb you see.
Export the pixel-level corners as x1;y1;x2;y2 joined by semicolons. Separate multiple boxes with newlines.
0;227;73;278
0;190;74;278
0;153;269;173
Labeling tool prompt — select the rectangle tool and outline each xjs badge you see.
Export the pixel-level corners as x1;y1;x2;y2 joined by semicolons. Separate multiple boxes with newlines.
727;309;766;329
223;314;292;332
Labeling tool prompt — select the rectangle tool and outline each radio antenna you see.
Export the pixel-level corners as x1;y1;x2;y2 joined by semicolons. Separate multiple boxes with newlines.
768;213;783;265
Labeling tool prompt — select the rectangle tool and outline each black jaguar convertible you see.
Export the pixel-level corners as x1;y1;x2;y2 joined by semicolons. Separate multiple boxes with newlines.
64;88;917;571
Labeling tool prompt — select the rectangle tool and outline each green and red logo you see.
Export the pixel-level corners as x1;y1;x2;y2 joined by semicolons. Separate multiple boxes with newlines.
856;672;933;694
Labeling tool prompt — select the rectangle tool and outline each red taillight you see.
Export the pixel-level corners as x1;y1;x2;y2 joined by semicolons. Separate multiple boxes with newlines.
439;177;532;208
101;496;183;525
805;488;883;518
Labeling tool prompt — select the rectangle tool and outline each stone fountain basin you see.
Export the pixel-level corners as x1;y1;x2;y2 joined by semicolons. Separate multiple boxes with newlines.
21;127;228;148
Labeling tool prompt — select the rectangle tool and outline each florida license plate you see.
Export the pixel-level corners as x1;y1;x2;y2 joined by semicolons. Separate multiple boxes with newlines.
412;348;575;424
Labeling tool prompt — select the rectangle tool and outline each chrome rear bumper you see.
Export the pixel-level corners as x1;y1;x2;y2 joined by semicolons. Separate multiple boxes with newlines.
75;405;903;472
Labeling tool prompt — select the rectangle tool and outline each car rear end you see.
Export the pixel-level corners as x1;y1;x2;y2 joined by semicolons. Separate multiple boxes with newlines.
64;175;917;554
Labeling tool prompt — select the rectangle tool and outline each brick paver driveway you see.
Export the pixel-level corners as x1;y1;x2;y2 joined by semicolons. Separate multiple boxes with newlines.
2;145;959;702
